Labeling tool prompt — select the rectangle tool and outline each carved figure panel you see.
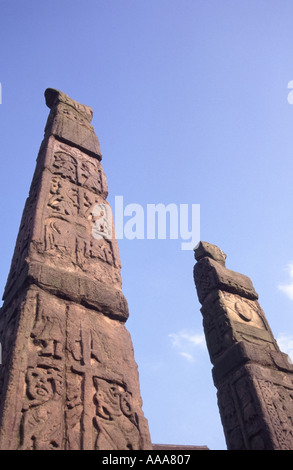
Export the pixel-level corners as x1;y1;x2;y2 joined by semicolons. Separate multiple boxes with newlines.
201;290;278;365
0;288;67;450
65;304;148;450
30;301;65;363
50;142;107;197
44;218;76;258
36;164;121;284
20;367;63;450
19;290;66;450
218;372;269;450
234;374;266;450
52;152;77;183
218;364;293;450
93;378;140;450
217;383;246;450
44;214;119;272
256;377;293;450
47;176;79;218
79;159;106;196
66;320;103;450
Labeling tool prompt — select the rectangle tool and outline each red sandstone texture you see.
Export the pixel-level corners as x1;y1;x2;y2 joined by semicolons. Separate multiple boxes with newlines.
0;89;152;450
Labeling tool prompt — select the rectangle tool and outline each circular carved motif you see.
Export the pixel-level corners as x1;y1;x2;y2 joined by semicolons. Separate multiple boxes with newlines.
234;301;253;322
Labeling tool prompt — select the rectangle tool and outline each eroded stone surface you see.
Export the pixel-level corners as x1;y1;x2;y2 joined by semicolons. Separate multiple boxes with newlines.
193;241;293;450
0;89;151;450
194;241;227;265
44;88;102;159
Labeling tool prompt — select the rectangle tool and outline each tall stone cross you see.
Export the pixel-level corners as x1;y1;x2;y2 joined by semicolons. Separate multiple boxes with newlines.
0;89;152;450
193;241;293;450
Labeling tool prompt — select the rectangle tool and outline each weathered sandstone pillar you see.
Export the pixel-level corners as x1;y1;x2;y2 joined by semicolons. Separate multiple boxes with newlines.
193;241;293;450
0;89;152;450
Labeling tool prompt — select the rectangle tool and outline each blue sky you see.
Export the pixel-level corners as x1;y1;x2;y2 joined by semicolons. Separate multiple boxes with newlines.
1;0;293;450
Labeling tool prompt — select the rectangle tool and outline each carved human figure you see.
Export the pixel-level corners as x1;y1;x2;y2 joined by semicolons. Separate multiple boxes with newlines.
52;152;77;183
93;378;140;450
20;367;63;450
47;177;78;217
31;311;64;360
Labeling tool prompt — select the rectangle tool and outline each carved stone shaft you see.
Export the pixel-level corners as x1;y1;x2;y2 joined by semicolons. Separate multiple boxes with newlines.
193;241;293;450
0;89;152;450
